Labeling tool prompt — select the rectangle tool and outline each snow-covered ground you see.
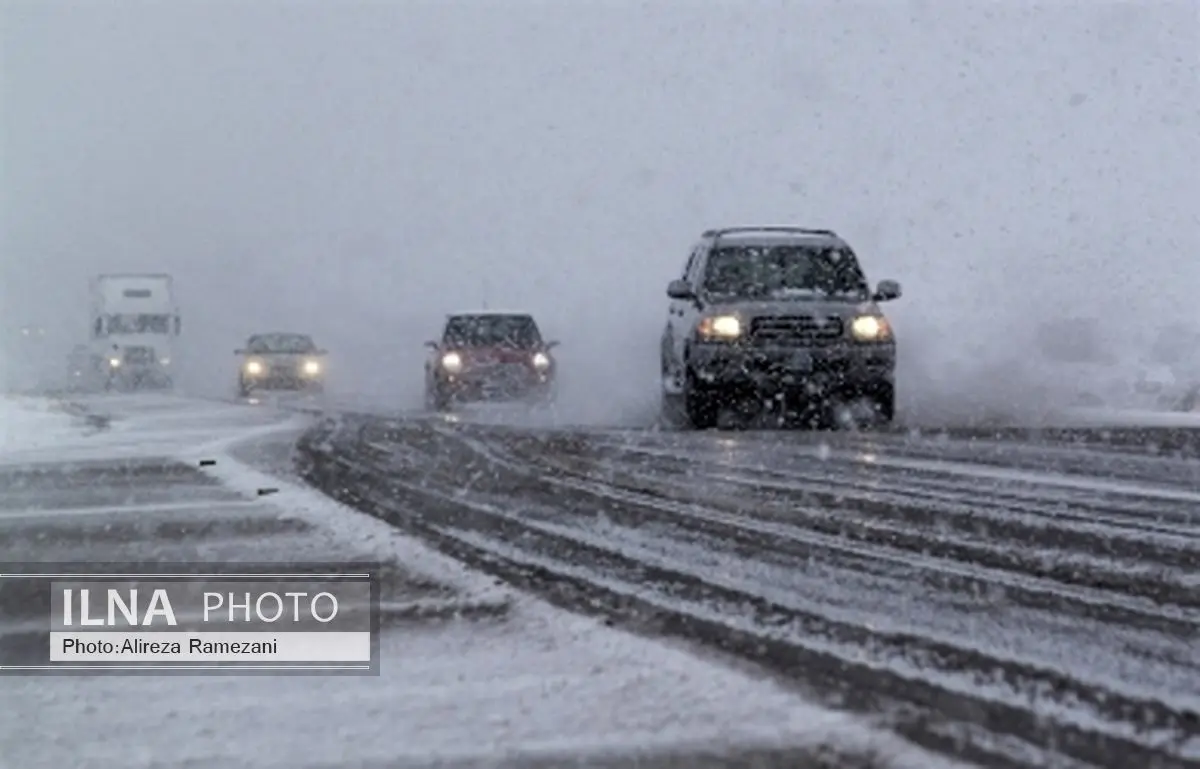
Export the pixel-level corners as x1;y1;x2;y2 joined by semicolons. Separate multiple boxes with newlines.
0;392;305;466
0;394;88;454
1057;406;1200;427
4;610;959;769
0;393;968;769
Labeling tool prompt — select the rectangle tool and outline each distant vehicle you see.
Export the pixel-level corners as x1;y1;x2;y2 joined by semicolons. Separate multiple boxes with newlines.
5;324;56;394
89;274;180;391
660;226;901;429
1035;316;1113;366
66;344;91;391
424;312;558;410
235;332;328;397
1033;318;1198;411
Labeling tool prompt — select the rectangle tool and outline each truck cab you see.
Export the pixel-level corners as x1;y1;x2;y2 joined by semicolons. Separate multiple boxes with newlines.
89;274;180;391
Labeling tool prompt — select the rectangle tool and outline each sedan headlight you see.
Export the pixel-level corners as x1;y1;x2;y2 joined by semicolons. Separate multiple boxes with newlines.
108;358;121;368
441;352;463;373
850;315;892;342
303;359;321;375
696;315;742;340
244;360;264;375
532;352;550;369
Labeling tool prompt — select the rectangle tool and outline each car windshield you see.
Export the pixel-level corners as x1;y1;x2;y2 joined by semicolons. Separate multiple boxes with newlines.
444;315;542;348
246;334;317;353
702;244;869;300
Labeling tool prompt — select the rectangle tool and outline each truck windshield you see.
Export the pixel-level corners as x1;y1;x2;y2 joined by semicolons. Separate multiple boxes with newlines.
106;314;171;334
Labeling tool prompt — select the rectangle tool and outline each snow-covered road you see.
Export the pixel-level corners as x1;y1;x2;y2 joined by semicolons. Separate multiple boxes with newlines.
0;393;960;769
297;406;1200;769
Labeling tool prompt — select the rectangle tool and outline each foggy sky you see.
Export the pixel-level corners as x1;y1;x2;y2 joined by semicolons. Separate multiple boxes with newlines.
3;1;1197;422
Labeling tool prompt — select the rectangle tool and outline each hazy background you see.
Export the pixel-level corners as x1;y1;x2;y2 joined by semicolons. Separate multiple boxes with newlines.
3;0;1197;425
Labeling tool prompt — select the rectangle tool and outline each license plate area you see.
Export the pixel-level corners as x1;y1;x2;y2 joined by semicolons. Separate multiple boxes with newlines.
780;350;812;372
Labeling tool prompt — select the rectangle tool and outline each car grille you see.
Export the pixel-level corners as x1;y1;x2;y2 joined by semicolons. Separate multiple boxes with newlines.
267;362;302;376
481;362;528;378
465;362;527;384
750;316;844;345
123;346;157;364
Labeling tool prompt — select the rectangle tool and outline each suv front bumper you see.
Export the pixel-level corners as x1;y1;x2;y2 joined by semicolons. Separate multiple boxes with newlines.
688;341;894;393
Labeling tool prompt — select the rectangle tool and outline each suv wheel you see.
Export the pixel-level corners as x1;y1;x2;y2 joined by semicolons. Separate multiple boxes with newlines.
683;371;719;429
848;382;894;427
873;383;895;424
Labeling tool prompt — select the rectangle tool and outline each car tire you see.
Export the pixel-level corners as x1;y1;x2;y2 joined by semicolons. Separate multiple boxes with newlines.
682;370;719;430
426;387;449;412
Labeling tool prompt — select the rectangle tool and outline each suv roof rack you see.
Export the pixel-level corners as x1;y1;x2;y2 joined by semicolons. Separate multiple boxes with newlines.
702;226;837;238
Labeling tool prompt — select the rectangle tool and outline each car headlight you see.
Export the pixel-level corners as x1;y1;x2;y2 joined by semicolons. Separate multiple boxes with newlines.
696;315;742;340
850;315;892;342
303;359;321;375
441;352;463;373
532;352;550;369
245;360;263;375
108;358;121;368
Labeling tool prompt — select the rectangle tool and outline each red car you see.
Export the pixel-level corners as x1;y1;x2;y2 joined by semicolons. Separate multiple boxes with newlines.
424;312;558;410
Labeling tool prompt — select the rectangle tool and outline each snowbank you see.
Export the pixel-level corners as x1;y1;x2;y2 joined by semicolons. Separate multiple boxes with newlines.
1058;406;1200;428
0;396;85;455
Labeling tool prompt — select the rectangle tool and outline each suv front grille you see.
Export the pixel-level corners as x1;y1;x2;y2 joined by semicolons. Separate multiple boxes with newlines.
750;316;843;345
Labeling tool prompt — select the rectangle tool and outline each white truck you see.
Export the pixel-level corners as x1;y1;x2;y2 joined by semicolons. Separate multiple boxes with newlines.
88;274;180;390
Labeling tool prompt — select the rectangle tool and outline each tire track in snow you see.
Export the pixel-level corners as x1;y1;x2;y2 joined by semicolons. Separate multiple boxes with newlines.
296;416;1199;769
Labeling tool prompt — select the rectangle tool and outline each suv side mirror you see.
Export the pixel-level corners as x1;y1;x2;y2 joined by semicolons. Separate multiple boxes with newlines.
873;279;902;302
545;340;560;350
667;279;695;300
313;349;328;356
234;348;246;355
424;340;439;349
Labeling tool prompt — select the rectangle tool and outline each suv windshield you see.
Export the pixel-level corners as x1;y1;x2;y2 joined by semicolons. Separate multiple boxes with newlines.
247;334;317;354
702;244;869;300
444;315;542;348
